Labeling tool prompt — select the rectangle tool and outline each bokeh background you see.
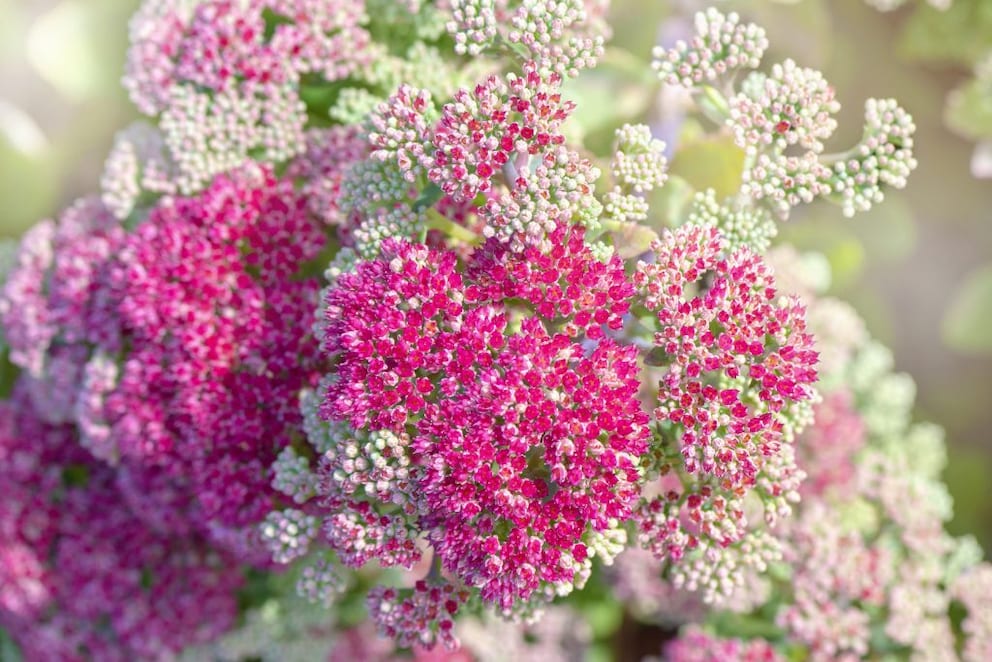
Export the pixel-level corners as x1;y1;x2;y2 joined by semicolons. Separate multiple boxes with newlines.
1;0;990;551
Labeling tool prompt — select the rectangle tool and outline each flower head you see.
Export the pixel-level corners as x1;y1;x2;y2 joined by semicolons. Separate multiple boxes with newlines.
652;9;768;88
0;385;242;660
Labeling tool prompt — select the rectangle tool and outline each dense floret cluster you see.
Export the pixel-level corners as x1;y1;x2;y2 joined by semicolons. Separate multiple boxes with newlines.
0;387;242;660
312;232;650;617
0;167;325;563
123;0;372;192
629;224;817;600
652;8;768;88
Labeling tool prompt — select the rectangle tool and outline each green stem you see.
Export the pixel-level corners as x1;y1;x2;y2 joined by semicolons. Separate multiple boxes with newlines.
424;208;481;246
601;218;626;233
819;149;856;166
698;84;732;125
426;553;444;582
735;151;757;206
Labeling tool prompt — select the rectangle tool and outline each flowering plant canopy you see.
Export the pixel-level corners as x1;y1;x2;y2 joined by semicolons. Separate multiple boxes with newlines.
0;1;988;661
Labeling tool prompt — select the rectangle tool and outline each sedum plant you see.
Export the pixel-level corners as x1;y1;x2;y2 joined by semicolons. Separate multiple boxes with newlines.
864;0;992;177
0;2;987;661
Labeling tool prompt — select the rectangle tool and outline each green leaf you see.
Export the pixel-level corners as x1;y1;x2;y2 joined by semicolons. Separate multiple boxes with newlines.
581;599;623;638
783;644;809;662
261;7;295;41
140;567;154;590
942;263;992;353
61;464;90;488
413;183;444;212
237;568;279;614
300;79;349;121
0;626;23;662
647;175;695;230
711;610;786;641
586;643;614;662
0;347;18;398
899;0;992;65
946;78;992;141
669;134;745;201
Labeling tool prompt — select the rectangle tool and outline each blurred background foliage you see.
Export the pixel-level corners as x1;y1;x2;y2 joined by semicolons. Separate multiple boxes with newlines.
1;0;990;550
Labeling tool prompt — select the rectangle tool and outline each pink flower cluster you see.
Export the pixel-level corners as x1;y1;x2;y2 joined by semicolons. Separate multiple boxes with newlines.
467;222;633;339
123;0;372;191
317;225;650;626
317;426;423;569
662;626;784;662
608;545;770;625
367;580;469;651
633;224;817;564
0;387;242;660
954;563;992;662
0;166;325;557
288;126;369;227
608;548;709;625
126;0;370;113
0;198;122;387
778;503;891;661
12;0;958;658
325;603;590;661
796;389;866;497
430;62;573;203
356;61;600;250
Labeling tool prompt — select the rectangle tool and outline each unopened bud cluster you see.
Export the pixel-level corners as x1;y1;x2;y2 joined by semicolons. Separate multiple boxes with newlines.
652;8;768;87
655;8;918;219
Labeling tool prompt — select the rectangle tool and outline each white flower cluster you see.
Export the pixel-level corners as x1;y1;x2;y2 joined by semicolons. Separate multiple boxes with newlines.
730;59;840;156
652;8;767;88
684;188;777;253
830;98;918;218
602;124;667;226
661;9;918;220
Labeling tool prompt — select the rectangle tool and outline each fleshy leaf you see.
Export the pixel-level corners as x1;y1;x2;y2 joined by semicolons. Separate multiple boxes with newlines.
669;133;745;200
942;263;992;353
946;78;992;141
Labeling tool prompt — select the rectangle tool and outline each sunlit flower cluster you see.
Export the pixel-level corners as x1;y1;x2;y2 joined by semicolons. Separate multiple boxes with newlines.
652;8;768;87
655;8;917;219
631;224;817;591
0;167;325;561
313;234;649;620
0;388;243;660
447;0;607;77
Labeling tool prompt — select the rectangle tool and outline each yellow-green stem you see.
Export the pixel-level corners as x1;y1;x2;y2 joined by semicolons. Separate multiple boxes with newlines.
698;84;732;125
425;208;482;246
